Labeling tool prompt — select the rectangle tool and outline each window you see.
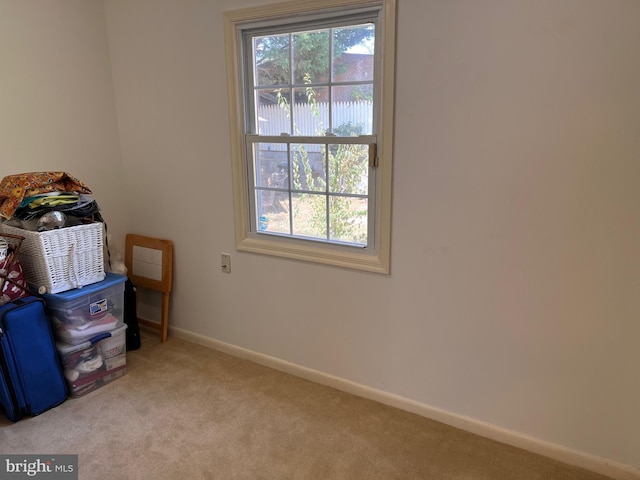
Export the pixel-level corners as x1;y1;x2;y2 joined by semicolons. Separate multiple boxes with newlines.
224;0;395;273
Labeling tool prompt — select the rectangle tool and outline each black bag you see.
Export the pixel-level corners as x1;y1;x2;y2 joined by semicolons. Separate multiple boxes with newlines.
123;279;141;351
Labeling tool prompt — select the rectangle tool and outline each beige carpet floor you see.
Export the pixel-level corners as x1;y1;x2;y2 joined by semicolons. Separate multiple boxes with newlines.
0;329;614;480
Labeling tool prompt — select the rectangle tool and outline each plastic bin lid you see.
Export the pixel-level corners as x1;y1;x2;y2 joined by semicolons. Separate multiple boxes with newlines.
42;272;127;301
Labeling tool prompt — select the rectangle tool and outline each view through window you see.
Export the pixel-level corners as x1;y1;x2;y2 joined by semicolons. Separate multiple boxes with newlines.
247;22;376;246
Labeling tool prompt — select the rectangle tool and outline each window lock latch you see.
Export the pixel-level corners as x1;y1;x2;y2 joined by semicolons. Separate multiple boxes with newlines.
369;143;378;168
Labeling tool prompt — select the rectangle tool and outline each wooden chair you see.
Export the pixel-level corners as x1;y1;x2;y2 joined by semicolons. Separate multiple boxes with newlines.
124;234;173;343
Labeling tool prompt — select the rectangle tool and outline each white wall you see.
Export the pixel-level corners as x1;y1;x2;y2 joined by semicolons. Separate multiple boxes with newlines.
104;0;640;472
0;0;129;245
4;0;639;475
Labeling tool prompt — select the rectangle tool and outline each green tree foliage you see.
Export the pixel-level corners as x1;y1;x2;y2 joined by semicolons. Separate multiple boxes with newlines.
255;26;374;89
260;25;372;244
276;75;368;244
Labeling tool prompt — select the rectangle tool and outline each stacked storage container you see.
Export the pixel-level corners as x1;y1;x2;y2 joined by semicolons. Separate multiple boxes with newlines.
0;173;130;400
41;273;128;397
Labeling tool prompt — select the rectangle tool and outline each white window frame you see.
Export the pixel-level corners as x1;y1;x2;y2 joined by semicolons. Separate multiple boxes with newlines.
224;0;395;274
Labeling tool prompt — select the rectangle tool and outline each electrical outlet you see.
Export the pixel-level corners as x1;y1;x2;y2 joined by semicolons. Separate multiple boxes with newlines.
221;253;231;273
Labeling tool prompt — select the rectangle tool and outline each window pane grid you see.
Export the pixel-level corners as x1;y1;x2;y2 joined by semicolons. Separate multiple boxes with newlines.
251;23;375;138
242;13;381;250
251;137;369;246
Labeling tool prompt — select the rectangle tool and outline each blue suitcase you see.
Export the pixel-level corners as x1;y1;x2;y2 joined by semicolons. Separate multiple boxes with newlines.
0;296;67;421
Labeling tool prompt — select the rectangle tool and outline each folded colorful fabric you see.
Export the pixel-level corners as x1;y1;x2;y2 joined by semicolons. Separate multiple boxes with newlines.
0;255;28;306
24;193;80;209
0;172;92;220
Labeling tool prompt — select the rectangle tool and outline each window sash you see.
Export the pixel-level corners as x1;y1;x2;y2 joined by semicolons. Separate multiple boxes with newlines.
242;17;380;137
245;135;377;247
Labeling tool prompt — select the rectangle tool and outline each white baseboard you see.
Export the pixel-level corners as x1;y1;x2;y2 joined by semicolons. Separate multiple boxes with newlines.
168;326;640;480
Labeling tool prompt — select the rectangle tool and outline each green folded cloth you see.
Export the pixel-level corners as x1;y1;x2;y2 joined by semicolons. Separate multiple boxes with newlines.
27;194;79;209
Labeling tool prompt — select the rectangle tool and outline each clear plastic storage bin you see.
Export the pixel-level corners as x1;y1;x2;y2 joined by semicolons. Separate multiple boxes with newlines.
42;273;126;345
56;324;127;398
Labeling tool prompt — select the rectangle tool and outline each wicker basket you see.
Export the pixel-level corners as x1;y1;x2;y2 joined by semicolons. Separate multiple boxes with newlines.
0;222;105;294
